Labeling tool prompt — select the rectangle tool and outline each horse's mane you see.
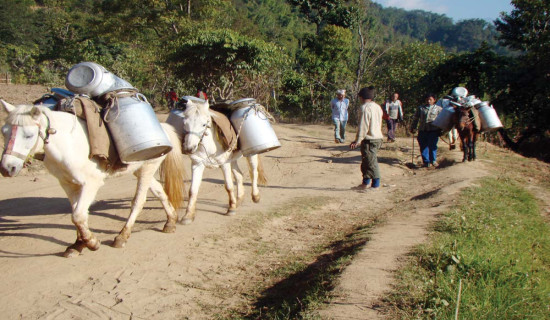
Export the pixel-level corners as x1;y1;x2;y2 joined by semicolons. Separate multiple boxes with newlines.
182;101;209;118
6;104;52;126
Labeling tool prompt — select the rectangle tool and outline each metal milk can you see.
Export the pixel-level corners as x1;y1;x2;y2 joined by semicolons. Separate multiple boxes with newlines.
229;98;281;156
104;92;172;163
476;102;503;132
65;62;134;97
432;99;456;132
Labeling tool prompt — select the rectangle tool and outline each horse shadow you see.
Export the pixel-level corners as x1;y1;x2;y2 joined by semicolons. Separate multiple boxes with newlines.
0;196;169;256
0;197;71;217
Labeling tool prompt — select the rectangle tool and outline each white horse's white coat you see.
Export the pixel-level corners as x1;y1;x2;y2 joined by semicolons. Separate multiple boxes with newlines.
175;99;264;224
0;101;185;257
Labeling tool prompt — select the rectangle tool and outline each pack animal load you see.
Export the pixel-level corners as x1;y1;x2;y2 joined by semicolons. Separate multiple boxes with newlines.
63;62;172;163
168;97;281;157
228;98;281;156
433;98;456;132
475;101;503;132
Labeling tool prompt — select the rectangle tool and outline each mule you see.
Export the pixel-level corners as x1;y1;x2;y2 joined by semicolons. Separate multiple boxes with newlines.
453;105;479;162
0;101;186;257
173;99;266;225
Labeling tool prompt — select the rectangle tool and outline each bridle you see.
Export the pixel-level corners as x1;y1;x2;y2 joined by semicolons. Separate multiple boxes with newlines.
457;106;476;127
2;111;56;162
183;116;212;145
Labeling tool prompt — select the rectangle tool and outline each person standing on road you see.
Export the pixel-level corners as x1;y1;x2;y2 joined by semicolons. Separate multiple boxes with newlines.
330;89;349;143
350;86;384;190
196;86;208;101
410;93;442;168
166;88;178;110
384;92;403;142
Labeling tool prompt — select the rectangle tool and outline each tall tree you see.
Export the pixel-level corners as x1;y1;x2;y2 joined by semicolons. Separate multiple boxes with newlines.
494;0;550;132
286;0;356;34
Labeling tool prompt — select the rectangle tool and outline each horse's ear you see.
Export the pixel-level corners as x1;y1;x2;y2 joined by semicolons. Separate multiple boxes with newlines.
1;99;16;113
30;106;43;119
201;100;210;112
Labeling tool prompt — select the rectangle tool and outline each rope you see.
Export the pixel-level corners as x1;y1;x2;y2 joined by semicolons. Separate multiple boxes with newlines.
200;110;248;167
102;89;140;123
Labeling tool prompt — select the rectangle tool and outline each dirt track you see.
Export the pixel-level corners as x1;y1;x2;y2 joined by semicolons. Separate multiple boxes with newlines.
0;84;490;319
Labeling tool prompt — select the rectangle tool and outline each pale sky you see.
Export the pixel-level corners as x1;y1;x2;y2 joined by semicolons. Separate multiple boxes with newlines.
372;0;515;22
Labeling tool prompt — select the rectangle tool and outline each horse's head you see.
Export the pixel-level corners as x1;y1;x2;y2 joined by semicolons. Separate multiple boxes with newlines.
180;99;212;154
1;100;48;177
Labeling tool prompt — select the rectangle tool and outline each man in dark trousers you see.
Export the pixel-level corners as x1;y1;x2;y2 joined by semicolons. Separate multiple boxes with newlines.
350;86;384;190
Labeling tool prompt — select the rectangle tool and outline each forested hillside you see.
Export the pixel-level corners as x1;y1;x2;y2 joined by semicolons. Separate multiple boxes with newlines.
1;0;548;160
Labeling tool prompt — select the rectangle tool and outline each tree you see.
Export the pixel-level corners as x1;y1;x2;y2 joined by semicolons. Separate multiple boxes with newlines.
373;41;447;114
167;29;286;100
494;0;550;132
286;0;357;34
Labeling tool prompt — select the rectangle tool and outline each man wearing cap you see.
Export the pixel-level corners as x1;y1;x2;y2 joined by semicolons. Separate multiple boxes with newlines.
330;89;349;143
350;86;384;190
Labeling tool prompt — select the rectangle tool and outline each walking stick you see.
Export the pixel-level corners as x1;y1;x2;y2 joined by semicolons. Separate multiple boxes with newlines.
411;132;415;165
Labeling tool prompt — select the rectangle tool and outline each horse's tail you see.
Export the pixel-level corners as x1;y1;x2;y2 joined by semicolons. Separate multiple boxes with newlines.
256;155;267;186
159;123;187;209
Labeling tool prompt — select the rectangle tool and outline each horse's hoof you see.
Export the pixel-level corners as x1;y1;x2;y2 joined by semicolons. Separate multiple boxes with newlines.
86;238;101;251
227;208;237;216
63;248;81;258
252;194;261;203
112;237;127;248
178;218;194;225
163;224;176;233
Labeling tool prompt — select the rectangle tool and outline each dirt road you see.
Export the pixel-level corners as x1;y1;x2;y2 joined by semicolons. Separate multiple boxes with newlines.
1;85;489;319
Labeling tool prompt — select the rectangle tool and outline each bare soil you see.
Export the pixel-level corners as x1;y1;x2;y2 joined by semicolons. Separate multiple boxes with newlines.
0;84;508;319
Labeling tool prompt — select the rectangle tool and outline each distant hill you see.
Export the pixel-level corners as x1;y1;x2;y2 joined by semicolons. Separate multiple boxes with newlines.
363;1;511;54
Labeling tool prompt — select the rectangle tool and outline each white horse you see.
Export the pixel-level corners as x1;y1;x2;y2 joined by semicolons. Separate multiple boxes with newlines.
0;100;186;257
174;99;266;224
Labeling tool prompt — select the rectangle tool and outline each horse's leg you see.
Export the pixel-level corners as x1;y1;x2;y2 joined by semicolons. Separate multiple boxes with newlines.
231;160;245;207
149;178;178;233
179;163;205;225
64;181;102;257
113;165;157;248
460;136;467;162
472;133;478;160
468;132;474;161
59;181;88;257
221;162;238;216
247;155;261;203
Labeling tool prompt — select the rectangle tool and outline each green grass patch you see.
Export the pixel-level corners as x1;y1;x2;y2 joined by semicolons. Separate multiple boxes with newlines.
386;177;550;319
236;225;373;320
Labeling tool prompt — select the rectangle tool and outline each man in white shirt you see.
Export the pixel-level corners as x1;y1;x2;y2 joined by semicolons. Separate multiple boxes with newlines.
330;89;349;143
384;92;403;142
350;86;384;190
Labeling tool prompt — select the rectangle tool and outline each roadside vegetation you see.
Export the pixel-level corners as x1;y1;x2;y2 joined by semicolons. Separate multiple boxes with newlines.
384;152;550;319
214;142;550;320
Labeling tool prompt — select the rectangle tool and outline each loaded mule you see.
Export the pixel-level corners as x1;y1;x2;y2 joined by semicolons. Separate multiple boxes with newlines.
166;98;266;225
0;100;186;257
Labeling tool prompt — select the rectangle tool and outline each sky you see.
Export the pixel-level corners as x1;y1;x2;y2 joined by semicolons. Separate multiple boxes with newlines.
371;0;515;22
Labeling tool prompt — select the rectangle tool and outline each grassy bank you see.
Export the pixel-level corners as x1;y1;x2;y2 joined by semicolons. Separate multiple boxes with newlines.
385;176;550;319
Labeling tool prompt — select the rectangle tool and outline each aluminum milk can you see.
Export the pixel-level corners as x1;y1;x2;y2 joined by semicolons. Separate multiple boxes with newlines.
229;98;281;156
476;102;503;132
104;92;172;162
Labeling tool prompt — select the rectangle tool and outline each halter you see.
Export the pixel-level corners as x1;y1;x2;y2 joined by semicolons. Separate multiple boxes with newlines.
3;111;56;162
183;118;212;143
458;106;476;127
